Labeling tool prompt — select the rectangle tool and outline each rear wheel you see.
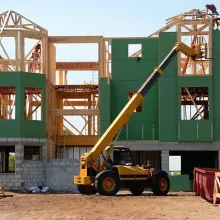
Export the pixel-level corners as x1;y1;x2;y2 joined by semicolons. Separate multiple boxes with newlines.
95;170;120;196
151;173;170;196
77;185;97;195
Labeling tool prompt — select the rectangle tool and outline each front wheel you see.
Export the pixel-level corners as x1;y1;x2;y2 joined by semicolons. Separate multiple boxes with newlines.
95;170;120;196
151;173;170;196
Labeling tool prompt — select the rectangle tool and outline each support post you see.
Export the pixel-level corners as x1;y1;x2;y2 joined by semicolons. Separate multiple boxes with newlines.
161;151;169;173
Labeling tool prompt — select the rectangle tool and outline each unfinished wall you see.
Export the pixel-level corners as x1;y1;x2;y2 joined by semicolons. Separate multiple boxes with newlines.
0;72;46;138
102;32;220;143
0;174;21;190
212;30;220;141
22;160;45;189
109;38;159;140
0;143;47;191
46;159;79;192
158;32;178;141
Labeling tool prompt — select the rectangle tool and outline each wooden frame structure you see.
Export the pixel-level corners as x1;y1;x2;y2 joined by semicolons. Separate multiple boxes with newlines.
0;9;217;158
213;172;220;205
47;36;103;158
0;10;48;122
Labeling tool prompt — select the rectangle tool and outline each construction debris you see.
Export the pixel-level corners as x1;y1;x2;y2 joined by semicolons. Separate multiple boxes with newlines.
28;186;50;194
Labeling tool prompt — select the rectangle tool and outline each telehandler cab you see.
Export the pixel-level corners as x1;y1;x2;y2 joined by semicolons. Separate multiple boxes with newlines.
74;41;206;196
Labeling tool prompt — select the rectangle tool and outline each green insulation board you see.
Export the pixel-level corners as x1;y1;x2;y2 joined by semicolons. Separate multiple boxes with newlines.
158;32;178;142
99;31;220;142
0;72;46;138
177;76;213;141
212;30;220;141
99;78;111;135
110;38;159;140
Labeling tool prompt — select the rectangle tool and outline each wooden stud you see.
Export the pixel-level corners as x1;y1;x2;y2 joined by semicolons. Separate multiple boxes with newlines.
48;43;56;85
50;109;99;116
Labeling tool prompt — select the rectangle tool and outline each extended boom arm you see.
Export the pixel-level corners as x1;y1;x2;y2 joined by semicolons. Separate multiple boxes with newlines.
89;42;203;160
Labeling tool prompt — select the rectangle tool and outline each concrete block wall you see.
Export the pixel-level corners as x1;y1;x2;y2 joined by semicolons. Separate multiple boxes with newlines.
22;161;45;189
0;174;22;191
0;143;47;191
46;159;80;192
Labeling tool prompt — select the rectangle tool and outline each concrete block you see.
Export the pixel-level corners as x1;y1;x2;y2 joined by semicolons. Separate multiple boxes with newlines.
8;182;15;187
3;179;10;183
15;175;21;179
10;179;18;183
15;152;23;157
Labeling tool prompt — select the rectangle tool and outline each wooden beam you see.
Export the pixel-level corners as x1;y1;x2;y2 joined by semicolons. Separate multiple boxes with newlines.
179;19;210;25
58;92;92;99
48;36;102;44
50;109;99;116
59;70;64;85
56;62;99;71
18;31;25;71
56;135;99;146
48;43;56;85
99;37;104;77
63;100;97;106
4;100;42;106
0;30;16;37
23;31;43;39
181;31;209;36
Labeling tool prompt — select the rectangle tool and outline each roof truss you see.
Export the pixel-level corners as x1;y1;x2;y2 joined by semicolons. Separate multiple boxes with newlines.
0;10;47;34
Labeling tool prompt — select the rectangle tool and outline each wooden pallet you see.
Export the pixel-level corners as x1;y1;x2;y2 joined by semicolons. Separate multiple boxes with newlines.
0;185;5;197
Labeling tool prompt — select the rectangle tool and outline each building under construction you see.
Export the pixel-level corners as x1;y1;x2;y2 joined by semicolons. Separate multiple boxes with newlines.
0;8;219;191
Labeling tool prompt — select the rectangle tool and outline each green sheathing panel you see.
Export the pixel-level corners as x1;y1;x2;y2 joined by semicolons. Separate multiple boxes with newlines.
169;175;191;192
158;32;178;142
0;72;21;137
111;38;158;140
0;72;46;138
213;30;220;141
20;72;46;138
177;76;213;141
99;78;111;135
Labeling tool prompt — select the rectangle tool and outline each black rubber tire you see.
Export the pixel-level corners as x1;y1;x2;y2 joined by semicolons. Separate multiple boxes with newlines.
95;170;120;196
77;185;97;195
130;186;145;196
151;174;170;196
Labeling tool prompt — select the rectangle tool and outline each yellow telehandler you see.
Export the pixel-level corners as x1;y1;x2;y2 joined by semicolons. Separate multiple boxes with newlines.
74;41;206;196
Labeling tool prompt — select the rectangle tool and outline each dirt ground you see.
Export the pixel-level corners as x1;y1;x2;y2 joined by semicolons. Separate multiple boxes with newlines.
0;191;219;220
